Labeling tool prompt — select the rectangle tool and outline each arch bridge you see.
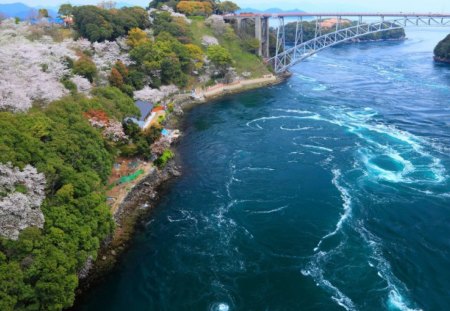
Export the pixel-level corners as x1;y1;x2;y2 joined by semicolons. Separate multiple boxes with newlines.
224;13;450;73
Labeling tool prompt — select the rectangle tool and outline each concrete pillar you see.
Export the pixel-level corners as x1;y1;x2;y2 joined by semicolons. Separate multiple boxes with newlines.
236;18;242;34
262;17;270;58
254;16;263;56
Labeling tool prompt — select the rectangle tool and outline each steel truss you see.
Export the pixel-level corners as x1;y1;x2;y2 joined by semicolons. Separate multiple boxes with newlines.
269;15;450;73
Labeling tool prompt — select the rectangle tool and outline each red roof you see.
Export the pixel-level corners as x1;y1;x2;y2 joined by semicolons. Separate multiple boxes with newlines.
152;106;165;113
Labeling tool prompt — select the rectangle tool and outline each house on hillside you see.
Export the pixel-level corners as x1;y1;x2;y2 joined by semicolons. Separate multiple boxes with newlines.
62;15;74;27
125;100;154;128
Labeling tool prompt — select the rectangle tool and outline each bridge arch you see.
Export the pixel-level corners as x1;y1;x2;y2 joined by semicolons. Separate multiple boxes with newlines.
267;14;450;73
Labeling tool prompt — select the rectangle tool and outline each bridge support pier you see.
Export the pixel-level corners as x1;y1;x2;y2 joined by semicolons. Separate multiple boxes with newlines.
255;16;270;58
225;16;270;58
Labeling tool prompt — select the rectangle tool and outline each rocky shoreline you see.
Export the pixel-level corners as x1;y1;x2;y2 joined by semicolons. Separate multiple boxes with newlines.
72;74;288;301
75;160;181;292
434;56;450;64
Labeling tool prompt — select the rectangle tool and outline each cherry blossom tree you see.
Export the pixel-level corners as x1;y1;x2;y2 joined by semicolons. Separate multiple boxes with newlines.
0;163;46;240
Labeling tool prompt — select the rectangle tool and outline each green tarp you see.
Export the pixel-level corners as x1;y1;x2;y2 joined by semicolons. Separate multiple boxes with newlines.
118;169;144;184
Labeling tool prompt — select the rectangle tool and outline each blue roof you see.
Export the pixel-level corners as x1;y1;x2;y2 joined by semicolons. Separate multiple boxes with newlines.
135;100;153;122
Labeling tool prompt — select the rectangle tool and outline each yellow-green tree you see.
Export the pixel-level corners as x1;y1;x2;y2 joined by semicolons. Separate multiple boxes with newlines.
126;28;150;48
38;8;49;18
176;1;213;16
185;43;205;70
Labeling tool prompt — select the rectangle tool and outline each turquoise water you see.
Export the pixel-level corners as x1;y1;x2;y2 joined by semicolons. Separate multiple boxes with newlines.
75;29;450;311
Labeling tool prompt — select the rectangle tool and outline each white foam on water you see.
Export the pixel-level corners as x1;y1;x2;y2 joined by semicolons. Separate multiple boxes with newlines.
249;205;289;215
280;125;313;131
246;115;320;129
274;108;314;114
302;246;357;311
314;169;352;252
388;290;423;311
312;84;328;91
324;106;448;186
239;167;275;172
168;210;198;224
300;144;333;153
357;225;422;311
296;74;317;82
225;162;237;200
210;302;230;311
359;149;415;183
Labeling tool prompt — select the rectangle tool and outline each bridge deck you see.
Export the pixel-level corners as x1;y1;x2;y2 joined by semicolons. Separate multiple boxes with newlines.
225;12;450;18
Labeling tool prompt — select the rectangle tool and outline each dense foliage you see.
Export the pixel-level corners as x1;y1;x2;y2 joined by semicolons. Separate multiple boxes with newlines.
154;149;174;168
148;0;239;14
176;1;213;16
73;56;97;83
0;87;140;310
130;31;196;87
206;44;233;73
150;11;192;43
72;6;150;42
434;34;450;61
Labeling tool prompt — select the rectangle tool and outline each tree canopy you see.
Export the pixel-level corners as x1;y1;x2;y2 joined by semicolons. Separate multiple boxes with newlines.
0;87;140;310
148;0;240;16
72;5;150;42
217;1;240;14
207;44;233;68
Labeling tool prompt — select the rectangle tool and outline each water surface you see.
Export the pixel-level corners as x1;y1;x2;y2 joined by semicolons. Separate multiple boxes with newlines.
76;28;450;311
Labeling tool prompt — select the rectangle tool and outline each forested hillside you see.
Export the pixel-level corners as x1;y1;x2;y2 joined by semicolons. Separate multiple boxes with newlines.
0;2;267;310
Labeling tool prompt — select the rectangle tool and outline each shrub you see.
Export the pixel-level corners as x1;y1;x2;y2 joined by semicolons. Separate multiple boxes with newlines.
154;149;174;168
73;56;97;83
61;78;78;94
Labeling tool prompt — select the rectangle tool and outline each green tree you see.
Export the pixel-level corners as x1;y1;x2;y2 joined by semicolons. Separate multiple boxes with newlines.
73;56;97;83
151;11;192;43
207;45;233;73
130;32;191;87
243;38;260;53
72;5;150;42
0;86;142;309
58;4;73;17
127;27;150;48
217;1;240;14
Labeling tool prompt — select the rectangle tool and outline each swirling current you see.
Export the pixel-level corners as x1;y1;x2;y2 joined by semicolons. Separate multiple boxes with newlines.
75;28;450;311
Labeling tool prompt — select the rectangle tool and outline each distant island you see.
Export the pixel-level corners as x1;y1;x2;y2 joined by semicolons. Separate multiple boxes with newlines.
434;34;450;63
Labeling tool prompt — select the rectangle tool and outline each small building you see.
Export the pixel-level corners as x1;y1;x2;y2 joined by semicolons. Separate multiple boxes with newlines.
136;100;154;122
151;106;165;113
63;16;74;27
125;100;154;129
